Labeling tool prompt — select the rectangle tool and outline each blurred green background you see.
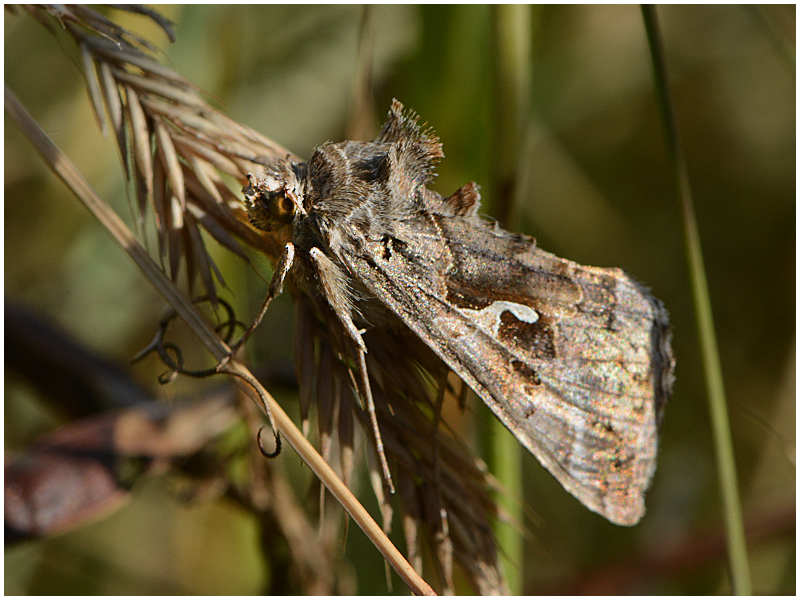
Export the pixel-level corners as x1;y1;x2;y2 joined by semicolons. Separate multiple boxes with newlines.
5;5;794;594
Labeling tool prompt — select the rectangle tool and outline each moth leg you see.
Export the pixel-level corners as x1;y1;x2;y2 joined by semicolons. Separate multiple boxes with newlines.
308;247;395;493
357;348;395;494
308;248;365;350
218;242;295;370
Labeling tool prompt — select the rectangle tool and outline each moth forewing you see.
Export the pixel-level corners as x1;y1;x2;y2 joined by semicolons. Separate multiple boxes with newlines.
435;210;671;525
344;238;669;526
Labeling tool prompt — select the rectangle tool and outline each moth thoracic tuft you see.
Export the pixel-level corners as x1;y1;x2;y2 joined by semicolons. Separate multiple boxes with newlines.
243;99;674;526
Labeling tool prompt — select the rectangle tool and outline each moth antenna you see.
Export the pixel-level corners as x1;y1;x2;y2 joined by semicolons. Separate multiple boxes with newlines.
357;348;395;494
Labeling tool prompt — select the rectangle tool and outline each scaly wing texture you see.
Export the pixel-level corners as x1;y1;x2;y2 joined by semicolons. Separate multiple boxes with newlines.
342;212;673;525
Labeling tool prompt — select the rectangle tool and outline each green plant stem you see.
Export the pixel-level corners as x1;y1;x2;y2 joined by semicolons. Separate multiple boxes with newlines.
641;6;752;595
488;5;534;594
5;84;435;597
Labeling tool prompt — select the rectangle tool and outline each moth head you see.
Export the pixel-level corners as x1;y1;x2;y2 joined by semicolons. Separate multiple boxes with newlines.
242;164;305;233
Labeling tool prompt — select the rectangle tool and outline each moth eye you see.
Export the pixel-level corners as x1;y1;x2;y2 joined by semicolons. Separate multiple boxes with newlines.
268;191;296;224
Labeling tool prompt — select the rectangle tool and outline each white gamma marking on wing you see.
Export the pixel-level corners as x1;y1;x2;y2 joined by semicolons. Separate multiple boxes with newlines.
461;300;539;337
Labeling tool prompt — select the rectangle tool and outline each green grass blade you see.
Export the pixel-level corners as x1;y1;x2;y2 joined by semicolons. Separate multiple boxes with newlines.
488;4;535;594
641;6;752;595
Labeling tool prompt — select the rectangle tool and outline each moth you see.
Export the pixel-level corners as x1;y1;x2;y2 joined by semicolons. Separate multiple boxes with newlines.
241;100;674;526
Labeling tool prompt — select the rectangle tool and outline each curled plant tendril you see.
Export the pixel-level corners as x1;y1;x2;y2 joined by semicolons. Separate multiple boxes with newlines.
133;296;283;459
133;296;243;378
257;425;282;458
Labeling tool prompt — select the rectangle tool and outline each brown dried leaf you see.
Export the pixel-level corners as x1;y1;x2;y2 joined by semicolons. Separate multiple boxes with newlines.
206;109;293;160
115;396;238;457
97;60;128;177
154;116;185;210
152;156;169;264
184;201;249;264
114;68;204;110
397;468;423;577
184;212;219;305
167;195;184;281
338;377;355;489
5;380;237;543
5;440;130;540
111;4;176;42
316;342;336;463
173;133;242;178
421;485;455;594
294;298;317;437
125;85;153;213
179;172;254;262
68;5;169;55
82;28;190;85
188;155;226;205
79;42;107;136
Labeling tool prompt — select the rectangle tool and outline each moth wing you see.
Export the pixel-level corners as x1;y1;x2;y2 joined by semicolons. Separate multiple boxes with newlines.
344;224;672;526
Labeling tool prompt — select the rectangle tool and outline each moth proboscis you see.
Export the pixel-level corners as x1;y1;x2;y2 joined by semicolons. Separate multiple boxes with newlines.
241;99;674;527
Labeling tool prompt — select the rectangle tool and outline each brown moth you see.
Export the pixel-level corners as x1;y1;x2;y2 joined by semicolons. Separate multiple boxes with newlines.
242;100;674;526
